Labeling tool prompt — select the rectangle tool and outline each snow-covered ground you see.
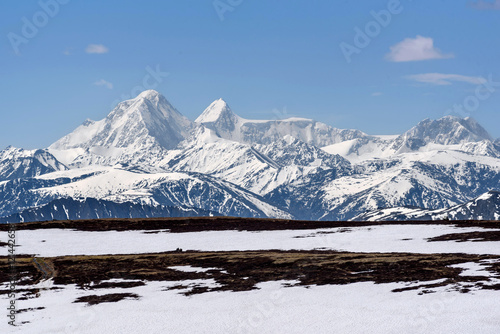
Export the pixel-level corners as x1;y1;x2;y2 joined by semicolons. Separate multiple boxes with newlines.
3;224;500;257
2;277;500;334
3;224;500;333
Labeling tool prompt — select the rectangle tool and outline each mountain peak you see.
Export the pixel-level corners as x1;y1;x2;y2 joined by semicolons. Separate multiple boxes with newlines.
49;91;193;165
195;98;237;124
401;115;493;145
136;89;162;100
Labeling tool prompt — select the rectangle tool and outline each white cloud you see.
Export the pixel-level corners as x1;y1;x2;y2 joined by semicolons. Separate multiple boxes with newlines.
469;0;500;10
406;73;486;86
93;79;113;89
386;36;453;62
85;44;109;54
371;92;383;97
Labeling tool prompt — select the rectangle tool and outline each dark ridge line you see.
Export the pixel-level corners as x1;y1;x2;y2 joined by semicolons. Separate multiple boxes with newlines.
0;216;498;232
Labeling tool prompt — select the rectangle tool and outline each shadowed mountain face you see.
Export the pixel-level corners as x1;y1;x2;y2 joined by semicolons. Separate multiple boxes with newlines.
0;90;499;223
1;197;219;223
353;191;500;221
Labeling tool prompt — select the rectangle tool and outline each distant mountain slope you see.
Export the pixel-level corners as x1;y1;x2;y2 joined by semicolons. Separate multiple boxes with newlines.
0;167;293;220
163;127;352;195
0;147;67;182
265;150;500;220
352;191;500;221
0;197;218;223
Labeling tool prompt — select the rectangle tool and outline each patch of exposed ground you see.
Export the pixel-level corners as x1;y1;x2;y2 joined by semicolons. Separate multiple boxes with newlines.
74;293;140;305
17;307;45;313
428;230;500;242
89;281;145;290
1;251;499;297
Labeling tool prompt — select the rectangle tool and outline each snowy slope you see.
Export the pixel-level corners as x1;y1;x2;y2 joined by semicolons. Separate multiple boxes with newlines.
161;127;352;195
0;166;292;220
322;136;397;163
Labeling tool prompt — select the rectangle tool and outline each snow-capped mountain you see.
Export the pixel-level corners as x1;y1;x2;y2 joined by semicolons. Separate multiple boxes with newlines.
323;115;500;163
353;191;500;221
399;116;493;146
0;146;67;182
195;99;365;146
1;89;499;223
388;116;495;154
49;90;193;167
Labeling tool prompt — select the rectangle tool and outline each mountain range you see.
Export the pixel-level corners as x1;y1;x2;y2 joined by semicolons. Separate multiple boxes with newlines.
1;90;499;223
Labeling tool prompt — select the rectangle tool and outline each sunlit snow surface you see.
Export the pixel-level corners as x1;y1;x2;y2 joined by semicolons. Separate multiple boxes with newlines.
3;224;500;257
3;278;500;334
2;224;500;333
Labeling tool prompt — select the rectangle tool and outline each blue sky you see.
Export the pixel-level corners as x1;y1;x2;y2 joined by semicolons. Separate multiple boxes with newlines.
1;0;500;149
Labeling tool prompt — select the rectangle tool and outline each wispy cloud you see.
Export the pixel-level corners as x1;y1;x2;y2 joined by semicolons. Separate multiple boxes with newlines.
469;0;500;10
371;92;383;97
93;79;113;89
386;36;454;62
406;73;486;86
63;48;72;56
85;44;109;54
